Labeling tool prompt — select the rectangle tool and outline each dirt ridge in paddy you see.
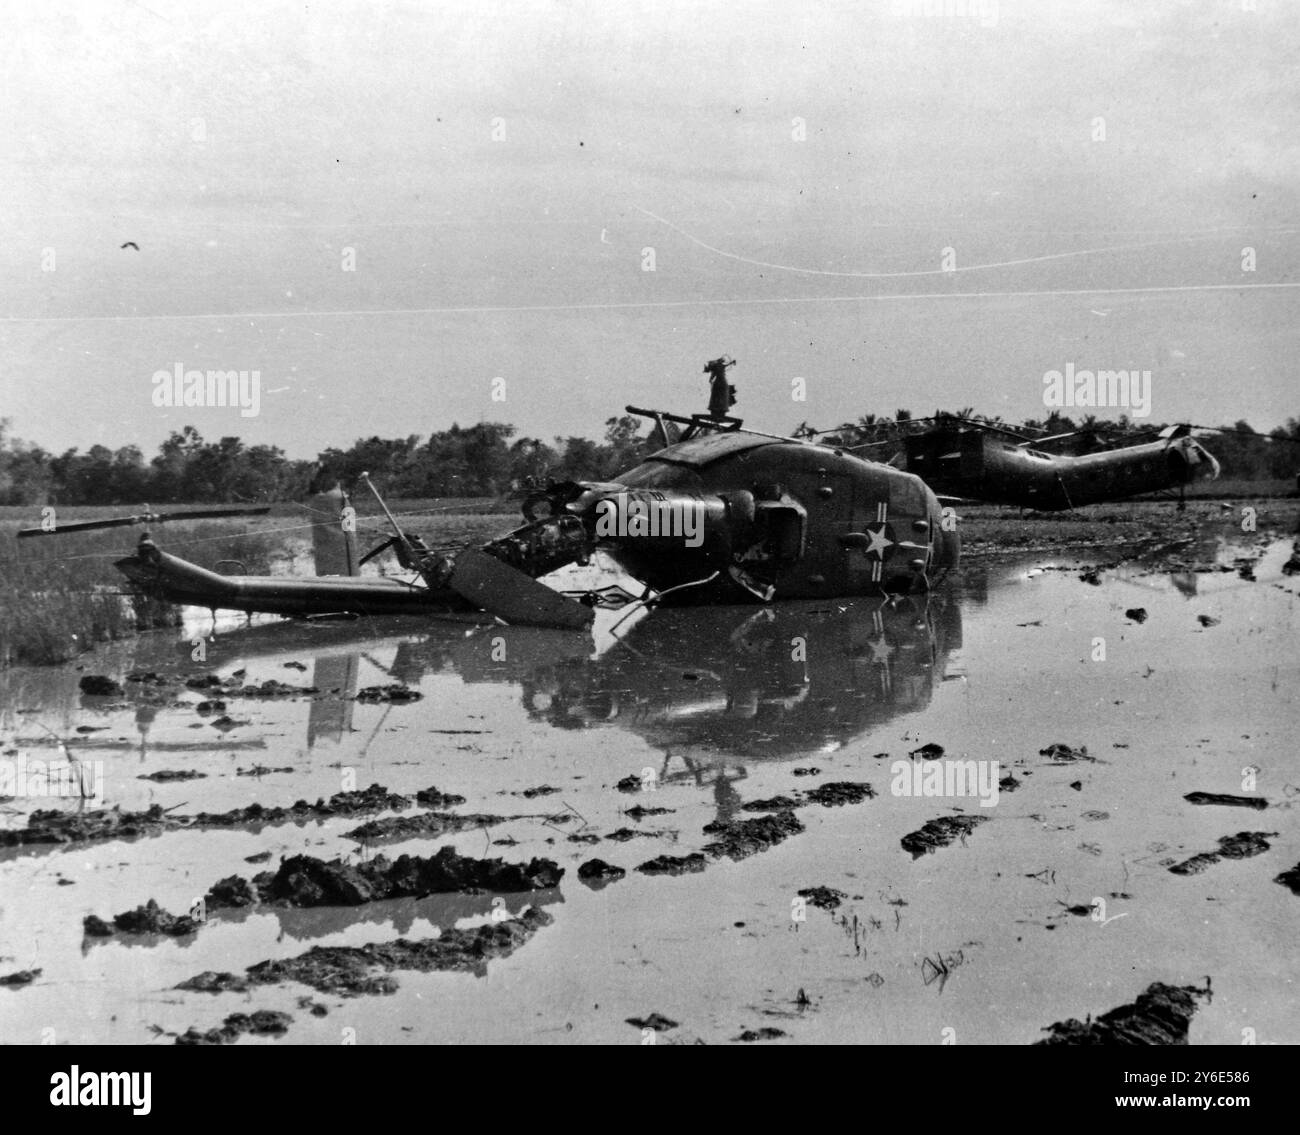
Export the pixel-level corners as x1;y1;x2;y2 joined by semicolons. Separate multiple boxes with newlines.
1035;980;1212;1045
85;847;563;938
176;907;554;997
0;782;456;849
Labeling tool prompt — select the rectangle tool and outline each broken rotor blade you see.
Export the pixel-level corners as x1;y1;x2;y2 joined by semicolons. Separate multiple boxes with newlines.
449;548;594;630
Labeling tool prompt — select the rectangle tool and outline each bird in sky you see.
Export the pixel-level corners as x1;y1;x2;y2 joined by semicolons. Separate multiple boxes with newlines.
120;241;139;250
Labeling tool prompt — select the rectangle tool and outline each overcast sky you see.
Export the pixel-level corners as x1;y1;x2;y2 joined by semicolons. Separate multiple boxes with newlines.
2;0;1297;460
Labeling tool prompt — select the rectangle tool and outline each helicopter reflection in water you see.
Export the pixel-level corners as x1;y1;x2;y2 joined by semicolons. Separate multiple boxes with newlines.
166;594;963;754
383;594;961;825
493;595;962;822
509;595;960;759
83;593;960;830
195;591;959;762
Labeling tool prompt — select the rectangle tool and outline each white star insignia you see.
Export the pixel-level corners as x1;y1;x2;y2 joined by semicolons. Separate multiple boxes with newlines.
864;524;894;558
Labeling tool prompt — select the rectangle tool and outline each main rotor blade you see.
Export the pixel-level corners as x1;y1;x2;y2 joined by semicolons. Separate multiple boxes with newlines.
17;516;143;537
16;506;270;539
449;548;594;630
152;507;271;522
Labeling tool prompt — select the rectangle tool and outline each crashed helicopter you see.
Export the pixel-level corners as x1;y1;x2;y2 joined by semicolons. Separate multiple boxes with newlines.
16;363;1223;632
17;393;959;631
892;418;1221;510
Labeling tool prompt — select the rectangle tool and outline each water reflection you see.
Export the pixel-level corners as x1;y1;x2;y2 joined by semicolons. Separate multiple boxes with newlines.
501;594;961;763
81;888;562;950
5;595;963;769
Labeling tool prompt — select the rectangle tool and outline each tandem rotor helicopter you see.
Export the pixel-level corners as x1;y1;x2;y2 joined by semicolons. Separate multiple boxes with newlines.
16;357;1222;631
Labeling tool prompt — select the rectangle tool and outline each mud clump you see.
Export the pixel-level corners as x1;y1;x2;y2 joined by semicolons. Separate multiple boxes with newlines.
415;786;467;808
901;814;988;859
614;775;644;793
734;1027;787;1042
519;785;559;798
354;684;421;703
632;786;868;879
138;769;206;782
232;679;318;698
627;1012;678;1031
1184;792;1268;810
577;859;626;881
1169;853;1221;876
637;853;707;876
1036;981;1211;1045
194;783;413;829
84;899;199;938
175;1009;293;1045
174;971;256;994
79;675;124;697
741;795;800;812
803;781;875;807
251;857;377;906
1168;831;1277;875
345;811;501;842
178;907;553;997
0;968;41;987
1039;743;1093;763
792;767;821;777
999;774;1021;792
735;783;873;813
1;804;175;848
1274;863;1300;895
236;765;293;776
368;846;562;895
185;674;225;690
207;876;259;906
623;804;674;820
605;827;659;842
1124;608;1148;623
703;810;804;861
797;886;847;911
909;743;945;759
207;847;563;911
185;673;317;698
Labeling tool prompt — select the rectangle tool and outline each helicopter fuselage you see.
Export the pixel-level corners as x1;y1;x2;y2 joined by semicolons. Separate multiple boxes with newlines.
904;427;1220;510
586;430;957;601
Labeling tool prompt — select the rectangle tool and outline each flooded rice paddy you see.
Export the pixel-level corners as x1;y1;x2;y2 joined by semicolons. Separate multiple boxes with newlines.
1;516;1297;1044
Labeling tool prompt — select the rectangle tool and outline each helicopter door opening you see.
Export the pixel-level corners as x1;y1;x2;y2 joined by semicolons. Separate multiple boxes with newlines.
755;501;806;563
732;497;808;598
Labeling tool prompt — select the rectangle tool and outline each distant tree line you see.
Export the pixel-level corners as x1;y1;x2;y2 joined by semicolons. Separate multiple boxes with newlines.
0;416;653;506
1;409;1295;508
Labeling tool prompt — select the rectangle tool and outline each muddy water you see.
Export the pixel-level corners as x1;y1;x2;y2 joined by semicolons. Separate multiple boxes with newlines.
1;525;1296;1044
